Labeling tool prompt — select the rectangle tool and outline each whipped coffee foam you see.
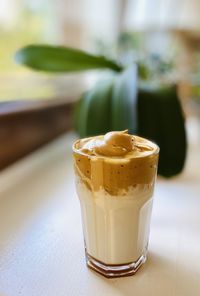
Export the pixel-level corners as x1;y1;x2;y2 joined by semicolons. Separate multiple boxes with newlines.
73;130;159;195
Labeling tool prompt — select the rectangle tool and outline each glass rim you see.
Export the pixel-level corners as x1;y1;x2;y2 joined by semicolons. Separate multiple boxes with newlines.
72;135;160;161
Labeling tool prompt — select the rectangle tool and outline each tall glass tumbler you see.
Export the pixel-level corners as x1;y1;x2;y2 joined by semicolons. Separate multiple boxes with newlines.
73;135;159;278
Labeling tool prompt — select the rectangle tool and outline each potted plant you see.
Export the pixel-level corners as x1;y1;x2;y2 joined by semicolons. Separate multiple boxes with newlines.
15;44;187;177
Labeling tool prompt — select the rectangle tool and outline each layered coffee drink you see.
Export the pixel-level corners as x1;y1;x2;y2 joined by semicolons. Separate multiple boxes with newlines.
73;130;159;278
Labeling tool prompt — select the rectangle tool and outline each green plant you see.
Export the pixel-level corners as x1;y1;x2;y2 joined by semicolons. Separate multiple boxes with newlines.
15;44;187;177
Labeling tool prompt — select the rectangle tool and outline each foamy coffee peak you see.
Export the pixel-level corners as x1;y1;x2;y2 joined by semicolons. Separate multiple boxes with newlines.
95;130;133;156
80;130;155;157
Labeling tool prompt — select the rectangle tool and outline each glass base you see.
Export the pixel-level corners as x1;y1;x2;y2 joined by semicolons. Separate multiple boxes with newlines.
85;252;147;278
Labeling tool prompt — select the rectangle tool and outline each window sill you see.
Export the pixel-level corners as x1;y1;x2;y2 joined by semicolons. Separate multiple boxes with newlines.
0;98;73;170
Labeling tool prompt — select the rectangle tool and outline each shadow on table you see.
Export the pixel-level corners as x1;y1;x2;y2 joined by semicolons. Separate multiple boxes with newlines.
88;251;200;296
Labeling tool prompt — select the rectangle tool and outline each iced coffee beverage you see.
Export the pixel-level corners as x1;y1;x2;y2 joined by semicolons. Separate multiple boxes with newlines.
73;130;159;278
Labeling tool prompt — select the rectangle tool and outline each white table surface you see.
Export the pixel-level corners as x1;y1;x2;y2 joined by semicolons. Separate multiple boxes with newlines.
0;123;200;296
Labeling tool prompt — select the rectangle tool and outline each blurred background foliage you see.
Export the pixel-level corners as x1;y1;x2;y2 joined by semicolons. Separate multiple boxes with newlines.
93;32;176;86
0;0;56;99
0;0;200;177
1;0;200;105
15;42;187;177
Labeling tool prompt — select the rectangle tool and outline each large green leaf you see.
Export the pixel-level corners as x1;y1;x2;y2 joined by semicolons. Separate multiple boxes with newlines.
15;45;122;73
74;77;114;137
111;64;138;133
138;86;187;177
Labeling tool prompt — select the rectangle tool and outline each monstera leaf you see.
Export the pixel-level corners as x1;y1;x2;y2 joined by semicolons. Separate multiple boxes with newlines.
15;45;122;72
111;65;138;133
74;65;138;136
74;77;114;137
137;86;187;176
